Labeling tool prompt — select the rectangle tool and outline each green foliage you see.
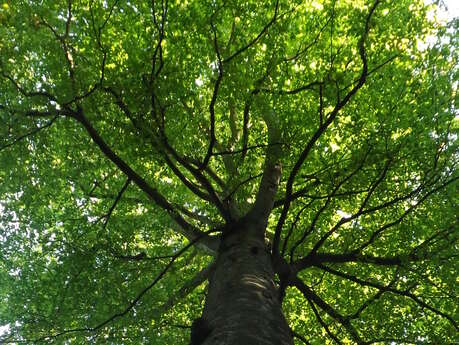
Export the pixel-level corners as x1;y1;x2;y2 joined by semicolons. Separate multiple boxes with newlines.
0;0;457;344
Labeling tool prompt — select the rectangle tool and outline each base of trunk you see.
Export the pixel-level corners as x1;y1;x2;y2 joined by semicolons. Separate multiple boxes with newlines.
197;228;293;345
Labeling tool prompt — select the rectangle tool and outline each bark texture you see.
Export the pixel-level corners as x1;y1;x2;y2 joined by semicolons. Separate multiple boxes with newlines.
196;220;293;345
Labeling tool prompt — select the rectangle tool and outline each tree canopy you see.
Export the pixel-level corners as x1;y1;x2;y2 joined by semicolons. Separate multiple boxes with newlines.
0;0;457;344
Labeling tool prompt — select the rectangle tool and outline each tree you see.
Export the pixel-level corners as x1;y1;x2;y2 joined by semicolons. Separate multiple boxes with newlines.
0;0;457;343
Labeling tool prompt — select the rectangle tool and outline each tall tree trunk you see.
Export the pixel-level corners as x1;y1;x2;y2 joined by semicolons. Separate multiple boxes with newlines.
192;219;293;345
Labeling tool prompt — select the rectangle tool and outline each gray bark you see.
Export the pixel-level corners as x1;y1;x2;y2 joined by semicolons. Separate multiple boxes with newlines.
190;107;292;344
195;220;293;345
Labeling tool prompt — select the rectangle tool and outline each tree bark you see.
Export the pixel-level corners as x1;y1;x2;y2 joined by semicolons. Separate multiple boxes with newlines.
193;220;293;345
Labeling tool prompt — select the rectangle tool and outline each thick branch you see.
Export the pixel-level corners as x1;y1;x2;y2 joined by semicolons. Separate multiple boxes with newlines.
292;277;364;344
161;137;231;221
104;86;229;221
246;109;283;225
222;0;280;64
288;150;371;259
199;20;223;171
0;115;59;152
71;107;217;251
272;0;380;257
294;173;457;261
290;329;312;345
158;262;216;314
102;177;131;229
27;233;213;343
296;252;409;270
317;264;458;330
307;298;342;344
